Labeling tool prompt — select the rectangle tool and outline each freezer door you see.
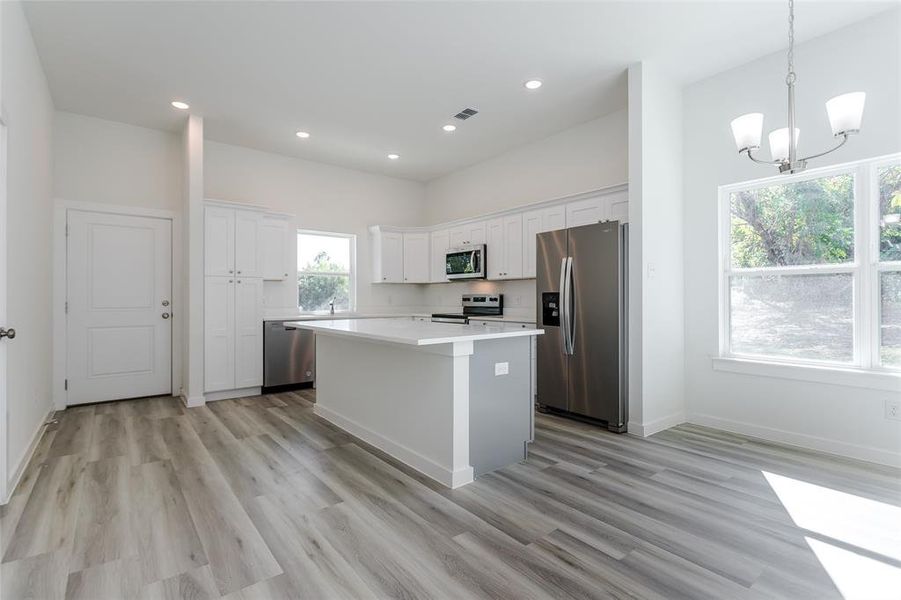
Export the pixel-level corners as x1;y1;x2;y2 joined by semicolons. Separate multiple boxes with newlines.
535;229;568;411
567;222;625;425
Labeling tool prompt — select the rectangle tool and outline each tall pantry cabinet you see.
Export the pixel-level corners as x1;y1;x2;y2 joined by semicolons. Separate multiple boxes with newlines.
204;204;264;393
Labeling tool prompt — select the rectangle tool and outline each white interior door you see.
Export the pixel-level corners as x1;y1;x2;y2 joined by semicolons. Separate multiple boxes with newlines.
0;119;9;499
67;210;172;405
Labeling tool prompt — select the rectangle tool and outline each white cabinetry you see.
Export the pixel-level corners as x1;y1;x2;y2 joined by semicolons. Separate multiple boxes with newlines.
402;232;430;283
565;196;605;228
234;209;263;277
430;229;450;283
486;215;523;279
204;277;262;392
449;221;486;247
370;227;404;283
204;202;265;395
261;215;290;280
522;206;567;278
234;278;263;388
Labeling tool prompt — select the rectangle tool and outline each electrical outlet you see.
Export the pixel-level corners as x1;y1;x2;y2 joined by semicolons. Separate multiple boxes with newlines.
887;399;901;421
494;362;509;376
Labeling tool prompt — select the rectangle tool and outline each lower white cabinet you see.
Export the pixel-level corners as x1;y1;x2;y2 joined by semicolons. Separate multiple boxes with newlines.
204;276;262;392
402;232;430;283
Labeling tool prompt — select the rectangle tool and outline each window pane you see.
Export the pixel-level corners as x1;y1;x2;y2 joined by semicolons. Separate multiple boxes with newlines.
298;274;350;312
881;271;901;368
878;163;901;262
297;233;350;273
730;273;853;362
730;174;854;268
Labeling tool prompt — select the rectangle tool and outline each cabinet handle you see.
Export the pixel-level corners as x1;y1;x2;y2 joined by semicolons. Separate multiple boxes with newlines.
229;280;233;283
237;270;242;274
237;280;242;284
229;270;233;274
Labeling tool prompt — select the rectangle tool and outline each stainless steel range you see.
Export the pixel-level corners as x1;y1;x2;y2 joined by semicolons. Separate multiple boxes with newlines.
431;294;503;324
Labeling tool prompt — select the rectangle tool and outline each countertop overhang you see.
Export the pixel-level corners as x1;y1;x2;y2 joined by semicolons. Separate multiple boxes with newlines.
284;317;543;346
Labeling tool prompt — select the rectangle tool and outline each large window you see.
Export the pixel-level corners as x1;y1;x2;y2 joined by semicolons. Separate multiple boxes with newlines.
719;154;901;373
297;230;355;313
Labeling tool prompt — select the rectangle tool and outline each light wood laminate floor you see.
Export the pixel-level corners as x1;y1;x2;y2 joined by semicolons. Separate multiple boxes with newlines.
2;390;899;599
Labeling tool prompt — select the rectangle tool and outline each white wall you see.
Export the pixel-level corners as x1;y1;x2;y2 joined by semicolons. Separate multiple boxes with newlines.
422;111;628;319
53;111;183;211
425;110;628;225
1;0;55;497
203;141;428;315
683;10;901;465
627;62;686;436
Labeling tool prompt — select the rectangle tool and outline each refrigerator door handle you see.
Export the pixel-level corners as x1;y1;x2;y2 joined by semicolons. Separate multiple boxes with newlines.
565;256;574;355
558;257;568;353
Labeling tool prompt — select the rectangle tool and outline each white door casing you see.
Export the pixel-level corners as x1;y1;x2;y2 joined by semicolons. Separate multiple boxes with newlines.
66;210;172;404
0;118;9;499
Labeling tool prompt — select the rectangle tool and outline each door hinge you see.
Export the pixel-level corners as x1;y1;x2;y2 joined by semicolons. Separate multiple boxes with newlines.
65;223;69;237
65;301;68;314
64;379;68;390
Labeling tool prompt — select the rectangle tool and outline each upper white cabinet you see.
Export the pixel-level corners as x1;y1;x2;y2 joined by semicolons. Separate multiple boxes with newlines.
370;227;404;283
234;209;262;277
486;215;523;279
403;232;430;283
370;185;627;282
522;206;567;278
430;229;450;283
204;206;235;276
261;215;291;280
205;205;262;277
449;221;486;247
565;196;604;228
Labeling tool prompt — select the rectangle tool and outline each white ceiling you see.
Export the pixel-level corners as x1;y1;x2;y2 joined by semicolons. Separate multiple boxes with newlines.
23;1;893;181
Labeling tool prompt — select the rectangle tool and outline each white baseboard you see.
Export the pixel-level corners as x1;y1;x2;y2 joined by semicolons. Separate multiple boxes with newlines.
3;408;53;505
314;404;474;488
628;411;685;437
203;387;261;403
181;393;206;408
688;412;901;468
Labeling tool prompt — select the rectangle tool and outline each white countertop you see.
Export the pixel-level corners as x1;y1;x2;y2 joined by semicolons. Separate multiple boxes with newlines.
285;317;543;346
266;312;536;324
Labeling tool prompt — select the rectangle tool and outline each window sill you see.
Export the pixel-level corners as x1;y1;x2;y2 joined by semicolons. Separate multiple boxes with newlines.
712;357;901;392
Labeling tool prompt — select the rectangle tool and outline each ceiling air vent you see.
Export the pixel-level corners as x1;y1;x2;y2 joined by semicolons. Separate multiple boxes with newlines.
453;108;479;120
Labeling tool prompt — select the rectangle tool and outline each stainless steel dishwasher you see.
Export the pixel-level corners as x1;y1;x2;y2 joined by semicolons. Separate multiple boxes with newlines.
263;320;315;390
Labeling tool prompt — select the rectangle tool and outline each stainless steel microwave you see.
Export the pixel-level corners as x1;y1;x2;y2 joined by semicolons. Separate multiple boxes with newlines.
445;245;486;280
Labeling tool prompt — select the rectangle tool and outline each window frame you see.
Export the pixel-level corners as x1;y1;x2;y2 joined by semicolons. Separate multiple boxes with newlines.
296;228;357;314
717;152;901;382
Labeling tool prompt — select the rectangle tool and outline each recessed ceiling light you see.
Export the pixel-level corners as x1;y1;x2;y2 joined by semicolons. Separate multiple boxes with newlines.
524;79;543;90
171;101;190;110
387;154;400;160
442;124;457;132
295;130;311;139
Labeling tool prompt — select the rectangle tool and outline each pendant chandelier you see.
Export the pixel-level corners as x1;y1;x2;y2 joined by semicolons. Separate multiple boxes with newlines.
729;0;866;174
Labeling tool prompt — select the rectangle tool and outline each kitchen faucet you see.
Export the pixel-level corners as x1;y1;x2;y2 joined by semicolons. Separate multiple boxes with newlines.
329;298;335;315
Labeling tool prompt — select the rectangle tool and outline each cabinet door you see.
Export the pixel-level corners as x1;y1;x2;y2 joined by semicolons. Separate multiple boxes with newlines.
261;216;290;280
380;231;404;283
566;197;603;228
522;209;542;278
402;232;430;283
204;277;235;392
486;218;505;279
430;230;450;282
205;206;235;276
234;278;263;388
503;214;523;279
448;227;467;248
234;209;262;277
543;205;566;231
467;221;487;245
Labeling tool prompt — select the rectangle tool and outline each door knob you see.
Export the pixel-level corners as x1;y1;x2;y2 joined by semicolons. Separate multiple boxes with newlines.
161;300;170;307
0;328;15;340
161;313;170;319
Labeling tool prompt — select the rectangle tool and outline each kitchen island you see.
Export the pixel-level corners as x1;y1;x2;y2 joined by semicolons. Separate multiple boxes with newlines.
285;317;543;488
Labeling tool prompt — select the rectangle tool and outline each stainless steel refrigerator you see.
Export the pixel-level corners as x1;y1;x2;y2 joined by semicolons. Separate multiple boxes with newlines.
535;221;628;432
